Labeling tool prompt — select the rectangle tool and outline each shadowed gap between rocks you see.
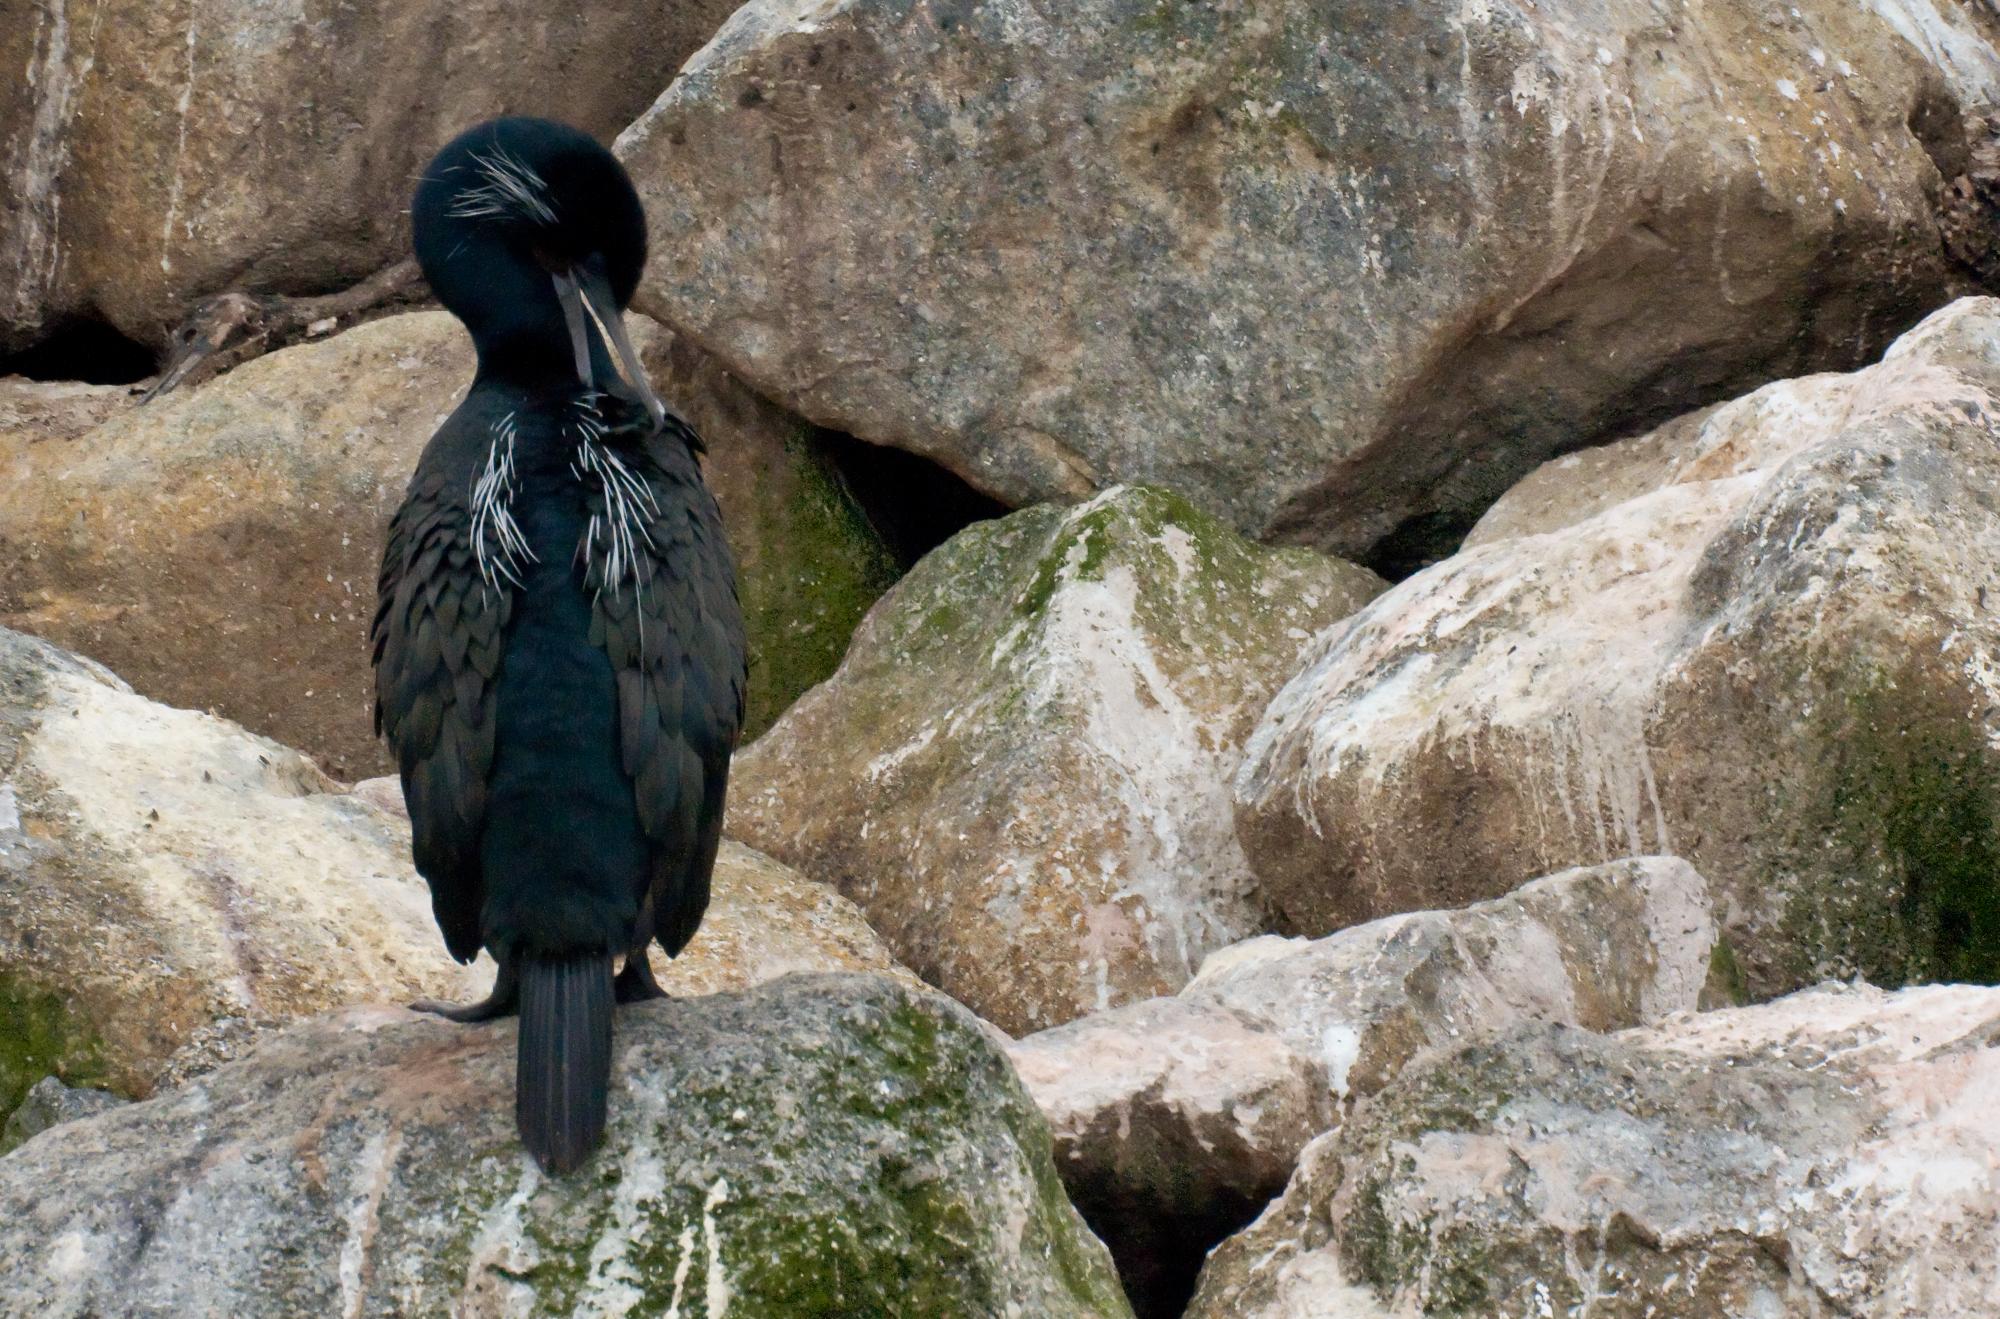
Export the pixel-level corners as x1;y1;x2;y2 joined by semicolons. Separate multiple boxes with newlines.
0;317;156;386
817;429;1014;570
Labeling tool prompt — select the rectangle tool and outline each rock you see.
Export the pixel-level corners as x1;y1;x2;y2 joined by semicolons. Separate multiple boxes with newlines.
656;841;929;999
0;0;744;354
1008;855;1713;1318
1190;980;2000;1317
0;1076;125;1155
0;376;124;443
1237;296;2000;997
0;626;920;1128
730;486;1385;1035
0;310;899;776
619;0;1993;569
1010;998;1332;1319
0;974;1134;1318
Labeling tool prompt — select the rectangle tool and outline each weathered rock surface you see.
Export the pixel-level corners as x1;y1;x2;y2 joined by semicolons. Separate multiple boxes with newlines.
1238;296;2000;997
0;376;123;443
0;974;1133;1318
621;0;1995;567
0;626;918;1128
1009;856;1713;1317
1191;980;2000;1318
731;486;1384;1035
0;310;898;775
0;0;743;354
0;1077;124;1155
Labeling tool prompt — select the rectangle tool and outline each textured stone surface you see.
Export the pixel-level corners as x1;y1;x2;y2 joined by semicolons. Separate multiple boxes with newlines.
0;1076;124;1155
731;486;1384;1035
0;974;1133;1318
1008;856;1713;1316
1191;981;2000;1318
1238;297;2000;997
1010;999;1331;1319
0;311;897;776
0;0;742;353
0;627;919;1128
620;0;1994;567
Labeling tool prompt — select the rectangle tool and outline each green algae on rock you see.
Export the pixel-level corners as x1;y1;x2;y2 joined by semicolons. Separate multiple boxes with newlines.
0;974;1133;1319
730;486;1385;1036
1237;297;2000;1000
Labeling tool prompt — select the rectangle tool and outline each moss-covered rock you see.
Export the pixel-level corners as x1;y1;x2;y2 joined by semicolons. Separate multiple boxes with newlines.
730;486;1385;1035
0;626;920;1134
0;974;1132;1318
1238;297;2000;998
1190;982;2000;1317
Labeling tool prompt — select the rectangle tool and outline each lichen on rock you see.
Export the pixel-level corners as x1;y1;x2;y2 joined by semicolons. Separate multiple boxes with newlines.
731;485;1385;1035
1237;297;2000;998
1190;981;2000;1317
0;974;1133;1318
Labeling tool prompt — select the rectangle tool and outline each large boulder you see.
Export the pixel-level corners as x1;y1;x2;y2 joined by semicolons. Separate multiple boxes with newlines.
0;0;742;354
0;311;899;776
730;486;1385;1035
1008;855;1714;1317
1190;980;2000;1317
1237;296;2000;997
0;974;1134;1318
0;627;918;1129
618;0;1997;568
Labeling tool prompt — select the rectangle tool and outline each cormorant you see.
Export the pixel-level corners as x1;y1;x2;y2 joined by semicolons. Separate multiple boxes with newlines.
372;117;746;1173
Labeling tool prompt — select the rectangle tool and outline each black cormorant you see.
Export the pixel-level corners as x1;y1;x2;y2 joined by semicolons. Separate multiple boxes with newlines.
372;117;746;1173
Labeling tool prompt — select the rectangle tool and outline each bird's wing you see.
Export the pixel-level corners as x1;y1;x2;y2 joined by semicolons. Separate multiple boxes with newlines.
371;475;511;964
582;418;747;957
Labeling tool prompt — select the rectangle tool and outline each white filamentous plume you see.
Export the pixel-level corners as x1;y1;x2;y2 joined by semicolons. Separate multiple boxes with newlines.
469;411;537;594
446;147;559;226
569;396;663;657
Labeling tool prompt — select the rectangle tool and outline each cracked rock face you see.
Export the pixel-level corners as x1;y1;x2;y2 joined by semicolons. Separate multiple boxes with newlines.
1190;981;2000;1318
729;486;1384;1035
0;626;918;1132
618;0;1992;567
0;0;743;353
0;974;1133;1318
1237;296;2000;998
1008;855;1714;1317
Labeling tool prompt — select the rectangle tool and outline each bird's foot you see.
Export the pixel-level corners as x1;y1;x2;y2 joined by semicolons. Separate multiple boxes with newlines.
412;960;519;1021
613;952;671;1005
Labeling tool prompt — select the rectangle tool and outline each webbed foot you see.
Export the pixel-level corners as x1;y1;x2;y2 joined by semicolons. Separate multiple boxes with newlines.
412;958;519;1021
613;950;670;1005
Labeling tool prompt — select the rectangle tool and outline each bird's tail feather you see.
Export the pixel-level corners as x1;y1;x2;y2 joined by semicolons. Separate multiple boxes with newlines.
515;951;614;1174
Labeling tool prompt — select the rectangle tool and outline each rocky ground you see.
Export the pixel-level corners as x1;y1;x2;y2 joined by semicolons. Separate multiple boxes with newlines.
5;0;2000;1314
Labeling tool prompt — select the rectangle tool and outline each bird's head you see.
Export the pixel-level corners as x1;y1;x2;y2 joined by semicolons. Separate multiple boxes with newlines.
413;117;665;429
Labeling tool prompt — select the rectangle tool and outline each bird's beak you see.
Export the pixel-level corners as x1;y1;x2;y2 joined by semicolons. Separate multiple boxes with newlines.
550;259;667;433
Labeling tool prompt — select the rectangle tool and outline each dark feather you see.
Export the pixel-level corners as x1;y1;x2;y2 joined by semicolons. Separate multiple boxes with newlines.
585;422;745;961
515;952;614;1174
